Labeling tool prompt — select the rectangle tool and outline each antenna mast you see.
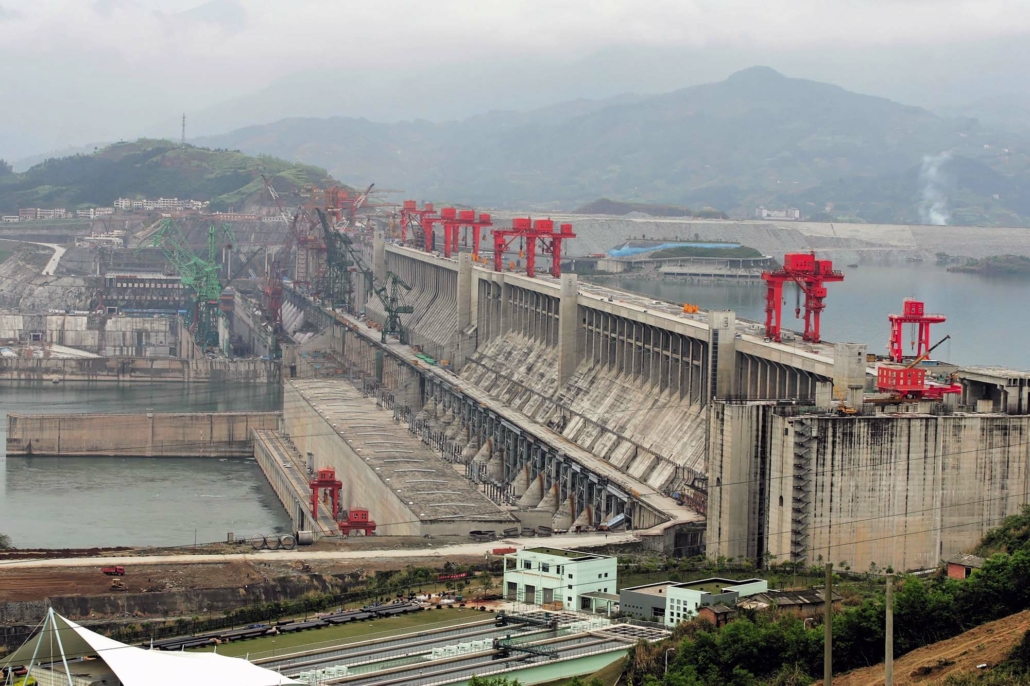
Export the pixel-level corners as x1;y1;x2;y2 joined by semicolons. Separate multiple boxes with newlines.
181;113;186;148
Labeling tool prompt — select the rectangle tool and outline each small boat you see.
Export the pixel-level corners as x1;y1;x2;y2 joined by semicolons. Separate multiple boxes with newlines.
847;263;859;268
50;376;62;385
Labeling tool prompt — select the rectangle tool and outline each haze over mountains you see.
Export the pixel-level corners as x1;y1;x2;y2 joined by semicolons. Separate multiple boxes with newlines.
199;67;1030;226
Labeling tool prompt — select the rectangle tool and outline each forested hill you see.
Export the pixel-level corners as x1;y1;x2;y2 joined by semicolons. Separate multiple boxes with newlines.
0;139;337;214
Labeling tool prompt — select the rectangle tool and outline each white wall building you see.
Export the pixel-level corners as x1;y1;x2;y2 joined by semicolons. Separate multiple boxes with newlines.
621;578;768;627
755;206;801;221
1;216;18;223
503;547;617;612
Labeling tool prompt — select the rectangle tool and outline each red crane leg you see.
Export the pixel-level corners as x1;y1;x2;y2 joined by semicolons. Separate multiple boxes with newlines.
525;236;537;278
493;233;505;272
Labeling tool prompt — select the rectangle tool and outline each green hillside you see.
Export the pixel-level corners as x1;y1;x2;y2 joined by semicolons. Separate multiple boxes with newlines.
199;67;1030;225
0;139;338;214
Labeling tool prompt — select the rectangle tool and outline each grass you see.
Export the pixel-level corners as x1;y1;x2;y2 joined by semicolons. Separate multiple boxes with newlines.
0;238;22;264
189;607;487;658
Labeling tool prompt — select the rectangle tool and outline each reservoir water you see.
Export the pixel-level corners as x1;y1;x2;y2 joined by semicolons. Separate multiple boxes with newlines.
600;264;1030;370
0;383;290;549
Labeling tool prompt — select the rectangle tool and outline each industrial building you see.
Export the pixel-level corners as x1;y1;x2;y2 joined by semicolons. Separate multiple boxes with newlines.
503;547;618;611
620;578;767;626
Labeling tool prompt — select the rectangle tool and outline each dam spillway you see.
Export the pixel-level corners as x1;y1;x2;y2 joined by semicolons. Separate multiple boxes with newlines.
268;232;1030;572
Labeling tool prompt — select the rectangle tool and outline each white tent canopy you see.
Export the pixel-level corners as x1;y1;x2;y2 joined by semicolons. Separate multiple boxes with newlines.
3;609;299;685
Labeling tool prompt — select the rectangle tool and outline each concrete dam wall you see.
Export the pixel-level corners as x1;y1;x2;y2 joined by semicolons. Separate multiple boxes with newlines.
708;404;1030;572
6;411;280;457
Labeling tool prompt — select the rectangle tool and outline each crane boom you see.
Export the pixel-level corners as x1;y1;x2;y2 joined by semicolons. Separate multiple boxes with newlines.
904;334;951;369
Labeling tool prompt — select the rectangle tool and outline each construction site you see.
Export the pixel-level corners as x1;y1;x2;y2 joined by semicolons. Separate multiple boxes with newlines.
4;177;1030;686
3;177;1030;575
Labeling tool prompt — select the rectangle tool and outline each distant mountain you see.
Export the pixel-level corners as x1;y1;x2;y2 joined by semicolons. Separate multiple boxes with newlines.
938;93;1030;138
198;67;1030;225
0;140;337;214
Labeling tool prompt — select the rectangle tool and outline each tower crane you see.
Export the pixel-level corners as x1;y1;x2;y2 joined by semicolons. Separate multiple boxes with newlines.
137;220;259;353
315;208;413;343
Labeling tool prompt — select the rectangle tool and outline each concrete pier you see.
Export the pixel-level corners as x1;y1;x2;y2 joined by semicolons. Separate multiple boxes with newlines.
6;412;280;457
252;429;339;537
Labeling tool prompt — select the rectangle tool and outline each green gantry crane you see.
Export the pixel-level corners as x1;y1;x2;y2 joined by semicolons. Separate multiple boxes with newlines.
136;219;240;352
315;208;414;343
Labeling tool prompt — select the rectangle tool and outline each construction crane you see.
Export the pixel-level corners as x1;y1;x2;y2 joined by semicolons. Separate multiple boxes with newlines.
137;220;257;352
491;218;576;278
904;334;951;369
888;298;947;363
315;208;414;342
876;334;959;400
326;183;375;230
761;252;844;343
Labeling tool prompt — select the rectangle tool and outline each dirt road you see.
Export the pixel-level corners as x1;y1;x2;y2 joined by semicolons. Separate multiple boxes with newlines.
827;610;1030;685
0;532;636;571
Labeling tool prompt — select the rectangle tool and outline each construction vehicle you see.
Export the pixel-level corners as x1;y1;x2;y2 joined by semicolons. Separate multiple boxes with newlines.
101;566;125;576
833;387;858;416
110;578;127;591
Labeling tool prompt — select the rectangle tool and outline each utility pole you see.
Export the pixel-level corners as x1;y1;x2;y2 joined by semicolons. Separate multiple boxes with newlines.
824;562;833;685
885;574;894;686
181;113;186;148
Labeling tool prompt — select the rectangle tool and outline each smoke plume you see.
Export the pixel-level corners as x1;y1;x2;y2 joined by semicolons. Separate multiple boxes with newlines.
917;151;952;225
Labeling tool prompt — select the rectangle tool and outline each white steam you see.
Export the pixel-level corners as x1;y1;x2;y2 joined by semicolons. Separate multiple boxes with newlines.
918;151;952;226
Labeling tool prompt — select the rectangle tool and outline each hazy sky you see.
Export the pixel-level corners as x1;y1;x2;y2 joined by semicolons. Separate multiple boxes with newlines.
2;0;1029;162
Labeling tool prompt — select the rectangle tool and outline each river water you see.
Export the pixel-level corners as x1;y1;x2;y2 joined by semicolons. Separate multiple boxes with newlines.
599;264;1030;370
0;383;290;549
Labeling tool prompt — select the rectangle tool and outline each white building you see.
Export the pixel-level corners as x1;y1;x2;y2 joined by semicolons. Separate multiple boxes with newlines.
620;577;768;627
755;206;802;221
503;547;617;612
114;197;204;213
76;230;126;249
1;216;18;223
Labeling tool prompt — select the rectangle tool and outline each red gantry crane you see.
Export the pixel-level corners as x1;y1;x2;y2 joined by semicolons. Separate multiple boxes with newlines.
491;218;576;278
399;200;438;247
887;298;947;363
438;207;493;258
761;252;844;343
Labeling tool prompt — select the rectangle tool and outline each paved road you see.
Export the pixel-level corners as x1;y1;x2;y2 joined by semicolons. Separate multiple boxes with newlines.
29;241;66;276
0;532;637;570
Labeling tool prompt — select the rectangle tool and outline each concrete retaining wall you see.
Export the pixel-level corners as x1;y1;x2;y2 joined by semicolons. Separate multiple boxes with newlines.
0;356;279;383
6;411;281;457
283;382;422;536
0;313;178;357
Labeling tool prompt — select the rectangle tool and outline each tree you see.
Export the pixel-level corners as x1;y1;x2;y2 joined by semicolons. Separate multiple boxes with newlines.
0;159;11;176
467;677;522;686
0;533;11;549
